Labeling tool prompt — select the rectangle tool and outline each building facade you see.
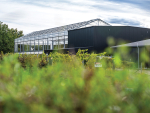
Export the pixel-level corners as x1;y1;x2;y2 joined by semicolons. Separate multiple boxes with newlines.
14;18;150;54
14;19;110;54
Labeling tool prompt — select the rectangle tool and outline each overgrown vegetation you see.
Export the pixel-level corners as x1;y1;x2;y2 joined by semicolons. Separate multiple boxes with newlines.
0;49;149;113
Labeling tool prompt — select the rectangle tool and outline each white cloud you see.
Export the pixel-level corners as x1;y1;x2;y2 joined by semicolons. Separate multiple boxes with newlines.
0;0;150;35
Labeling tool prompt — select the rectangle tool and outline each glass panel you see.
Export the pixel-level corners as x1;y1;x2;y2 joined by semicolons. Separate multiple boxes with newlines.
53;36;58;49
43;39;47;50
65;44;68;48
65;36;68;45
24;41;28;52
65;40;68;45
39;40;44;51
21;41;24;52
65;31;68;35
31;40;34;52
35;40;38;51
30;37;34;40
48;38;52;50
35;36;39;40
59;39;64;48
17;41;21;52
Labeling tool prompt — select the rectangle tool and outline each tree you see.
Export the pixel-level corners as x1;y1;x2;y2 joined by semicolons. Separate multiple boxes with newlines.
0;21;24;53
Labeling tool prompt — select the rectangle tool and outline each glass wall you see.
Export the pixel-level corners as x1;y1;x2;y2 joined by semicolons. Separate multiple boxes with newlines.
14;31;69;54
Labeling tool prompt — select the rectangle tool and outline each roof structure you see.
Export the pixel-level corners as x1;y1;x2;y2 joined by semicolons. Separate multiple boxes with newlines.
111;39;150;48
16;18;110;40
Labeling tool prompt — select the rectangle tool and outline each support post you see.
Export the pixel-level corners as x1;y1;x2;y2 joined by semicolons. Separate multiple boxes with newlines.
64;32;65;48
34;40;35;55
43;41;44;51
27;42;28;52
58;33;59;49
38;39;39;54
14;41;15;53
30;40;31;54
52;37;53;50
47;38;48;50
23;40;24;54
137;43;139;69
20;42;21;53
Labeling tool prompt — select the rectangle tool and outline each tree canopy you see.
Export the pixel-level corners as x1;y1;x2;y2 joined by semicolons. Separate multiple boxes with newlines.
0;21;24;53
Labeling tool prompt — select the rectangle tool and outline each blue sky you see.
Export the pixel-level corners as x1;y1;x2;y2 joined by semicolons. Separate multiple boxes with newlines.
0;0;150;34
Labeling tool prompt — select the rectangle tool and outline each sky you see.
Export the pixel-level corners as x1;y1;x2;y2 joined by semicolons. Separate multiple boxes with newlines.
0;0;150;34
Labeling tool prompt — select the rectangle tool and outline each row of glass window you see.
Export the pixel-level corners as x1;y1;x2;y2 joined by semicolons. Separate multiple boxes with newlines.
15;39;68;52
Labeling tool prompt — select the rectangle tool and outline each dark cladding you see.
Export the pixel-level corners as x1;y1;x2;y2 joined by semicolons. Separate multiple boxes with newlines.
68;26;150;53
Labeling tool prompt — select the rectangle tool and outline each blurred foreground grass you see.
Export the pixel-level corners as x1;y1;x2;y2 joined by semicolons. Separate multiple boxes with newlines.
0;50;150;113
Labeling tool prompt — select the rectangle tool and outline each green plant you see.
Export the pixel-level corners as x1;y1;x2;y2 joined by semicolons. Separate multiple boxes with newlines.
0;49;150;113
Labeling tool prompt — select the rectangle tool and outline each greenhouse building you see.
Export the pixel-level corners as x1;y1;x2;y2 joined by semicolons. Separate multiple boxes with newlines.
14;19;110;54
15;18;150;54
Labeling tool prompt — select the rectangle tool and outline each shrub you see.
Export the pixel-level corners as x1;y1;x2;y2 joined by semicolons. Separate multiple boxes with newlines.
0;50;149;113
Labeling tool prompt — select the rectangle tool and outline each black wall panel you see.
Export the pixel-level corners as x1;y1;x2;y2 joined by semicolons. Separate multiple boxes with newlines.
68;26;150;53
68;27;94;48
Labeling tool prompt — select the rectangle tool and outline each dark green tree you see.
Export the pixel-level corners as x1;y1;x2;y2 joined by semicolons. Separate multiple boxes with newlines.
0;21;24;53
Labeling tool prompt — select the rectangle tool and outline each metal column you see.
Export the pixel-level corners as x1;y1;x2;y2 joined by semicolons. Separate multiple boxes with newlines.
43;41;44;51
22;42;24;54
38;39;39;54
64;32;65;48
20;41;21;54
30;39;31;54
137;43;139;69
52;37;53;50
47;38;48;50
34;40;35;54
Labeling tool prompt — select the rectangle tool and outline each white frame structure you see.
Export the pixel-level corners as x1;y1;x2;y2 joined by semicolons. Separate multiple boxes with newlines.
14;18;110;54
